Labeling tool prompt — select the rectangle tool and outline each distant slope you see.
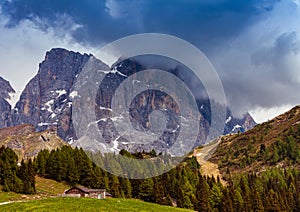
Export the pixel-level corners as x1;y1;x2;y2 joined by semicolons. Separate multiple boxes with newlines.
0;176;70;203
35;176;70;196
209;105;300;179
0;124;67;161
191;137;226;185
0;197;194;212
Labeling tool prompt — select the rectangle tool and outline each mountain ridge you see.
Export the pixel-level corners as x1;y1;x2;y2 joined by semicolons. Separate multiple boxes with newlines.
208;105;300;179
0;48;256;153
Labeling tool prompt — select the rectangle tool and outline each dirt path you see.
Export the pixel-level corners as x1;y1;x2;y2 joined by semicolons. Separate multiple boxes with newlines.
0;200;23;206
0;202;12;205
193;137;226;185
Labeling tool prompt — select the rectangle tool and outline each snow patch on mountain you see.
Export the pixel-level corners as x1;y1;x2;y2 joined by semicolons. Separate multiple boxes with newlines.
50;113;56;119
69;91;79;99
172;125;180;133
42;100;54;113
38;122;49;127
110;135;121;152
5;91;21;108
97;68;127;77
99;106;112;111
232;124;242;132
226;116;232;124
132;79;141;85
111;114;124;121
54;90;67;98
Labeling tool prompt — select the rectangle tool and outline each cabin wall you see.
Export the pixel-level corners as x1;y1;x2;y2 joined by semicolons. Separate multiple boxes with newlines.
65;187;86;197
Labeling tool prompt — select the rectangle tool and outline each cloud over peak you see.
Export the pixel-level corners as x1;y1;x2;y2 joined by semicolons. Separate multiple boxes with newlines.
1;0;300;122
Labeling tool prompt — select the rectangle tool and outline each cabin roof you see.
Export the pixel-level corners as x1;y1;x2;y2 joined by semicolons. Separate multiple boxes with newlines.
65;186;106;194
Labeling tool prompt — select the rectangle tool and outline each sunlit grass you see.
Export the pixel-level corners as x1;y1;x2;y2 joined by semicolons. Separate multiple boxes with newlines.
0;197;194;212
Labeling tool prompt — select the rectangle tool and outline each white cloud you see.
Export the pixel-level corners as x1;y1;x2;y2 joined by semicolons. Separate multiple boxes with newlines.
105;0;126;18
293;0;300;6
210;0;300;121
0;0;300;124
249;105;294;123
0;9;98;92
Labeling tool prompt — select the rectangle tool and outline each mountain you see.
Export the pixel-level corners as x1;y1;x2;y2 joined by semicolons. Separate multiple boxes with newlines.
0;124;66;161
0;76;15;128
0;48;256;153
70;55;256;154
11;48;94;142
208;105;300;179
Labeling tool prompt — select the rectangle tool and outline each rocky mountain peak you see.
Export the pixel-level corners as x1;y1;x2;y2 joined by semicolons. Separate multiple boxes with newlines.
0;48;256;153
12;48;92;142
0;76;15;128
38;48;91;85
0;76;15;100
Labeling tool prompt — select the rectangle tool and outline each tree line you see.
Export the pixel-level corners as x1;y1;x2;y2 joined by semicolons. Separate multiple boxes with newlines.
0;146;35;194
2;145;300;211
32;146;300;211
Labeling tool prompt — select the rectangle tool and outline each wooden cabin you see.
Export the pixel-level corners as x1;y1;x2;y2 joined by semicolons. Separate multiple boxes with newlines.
63;186;112;199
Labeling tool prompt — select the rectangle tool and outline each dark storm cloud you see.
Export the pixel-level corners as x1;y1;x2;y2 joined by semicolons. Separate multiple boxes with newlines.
3;0;300;121
249;31;300;103
252;31;300;72
1;0;279;52
216;30;300;116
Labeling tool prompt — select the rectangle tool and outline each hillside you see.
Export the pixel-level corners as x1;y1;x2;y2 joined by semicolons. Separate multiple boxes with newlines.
2;129;300;211
0;177;192;212
190;137;226;185
208;105;300;179
0;124;67;161
0;197;193;212
0;176;70;203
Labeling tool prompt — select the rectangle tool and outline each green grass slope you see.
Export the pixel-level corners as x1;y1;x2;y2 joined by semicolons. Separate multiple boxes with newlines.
0;177;70;203
210;105;300;177
0;197;194;212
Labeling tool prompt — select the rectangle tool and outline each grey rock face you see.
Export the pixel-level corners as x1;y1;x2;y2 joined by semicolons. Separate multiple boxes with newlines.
12;48;92;142
0;76;15;128
0;48;256;153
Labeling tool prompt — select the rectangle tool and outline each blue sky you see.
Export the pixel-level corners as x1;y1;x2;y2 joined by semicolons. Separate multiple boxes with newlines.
0;0;300;122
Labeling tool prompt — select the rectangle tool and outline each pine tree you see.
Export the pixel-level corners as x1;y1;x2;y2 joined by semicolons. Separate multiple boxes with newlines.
109;175;121;198
195;174;211;211
2;160;19;192
119;177;132;198
66;157;80;185
138;178;154;202
27;159;36;194
265;189;281;211
209;184;223;209
153;178;168;205
239;175;251;210
130;179;141;198
46;150;61;181
19;159;36;194
35;149;49;176
221;187;234;212
251;189;264;211
233;189;244;211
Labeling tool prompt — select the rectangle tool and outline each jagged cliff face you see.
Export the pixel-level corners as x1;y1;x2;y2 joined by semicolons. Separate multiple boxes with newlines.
223;111;256;134
0;48;256;152
0;76;15;128
12;48;92;142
